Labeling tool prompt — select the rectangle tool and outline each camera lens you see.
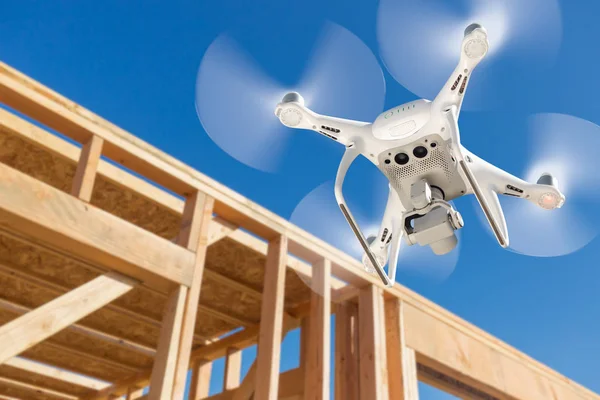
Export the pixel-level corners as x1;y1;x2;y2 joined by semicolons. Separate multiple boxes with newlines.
394;152;409;165
413;146;428;158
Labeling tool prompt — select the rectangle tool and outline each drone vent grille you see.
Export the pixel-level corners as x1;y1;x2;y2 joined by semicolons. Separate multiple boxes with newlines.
383;147;453;192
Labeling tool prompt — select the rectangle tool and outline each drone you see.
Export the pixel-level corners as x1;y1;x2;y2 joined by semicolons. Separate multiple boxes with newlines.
273;24;566;287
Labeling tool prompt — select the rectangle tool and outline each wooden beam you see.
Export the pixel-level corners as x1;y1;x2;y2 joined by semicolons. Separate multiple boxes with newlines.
223;347;242;391
5;357;111;391
334;302;359;400
0;162;195;292
358;285;389;400
232;314;297;400
299;317;309;374
0;272;136;364
0;298;155;358
207;368;303;400
172;193;215;400
402;303;580;400
71;135;104;202
0;376;78;400
147;287;187;400
304;259;331;400
385;298;418;400
200;304;255;327
1;61;600;400
127;387;146;400
189;359;212;400
255;235;288;400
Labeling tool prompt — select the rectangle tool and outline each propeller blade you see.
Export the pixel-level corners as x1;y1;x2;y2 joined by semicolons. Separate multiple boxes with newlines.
195;21;385;172
376;0;562;110
289;173;461;294
476;113;600;257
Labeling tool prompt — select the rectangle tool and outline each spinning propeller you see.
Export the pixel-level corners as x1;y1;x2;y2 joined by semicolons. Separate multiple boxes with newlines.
376;0;562;110
289;170;461;285
476;113;600;257
195;21;385;172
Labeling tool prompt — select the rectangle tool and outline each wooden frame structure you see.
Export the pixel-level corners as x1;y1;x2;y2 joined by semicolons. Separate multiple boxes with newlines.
0;61;597;400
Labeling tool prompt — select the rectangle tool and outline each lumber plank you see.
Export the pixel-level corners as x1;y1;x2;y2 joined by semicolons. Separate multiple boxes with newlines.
189;359;212;400
0;272;136;364
0;162;195;291
71;135;104;202
384;298;418;400
223;347;242;391
172;193;215;400
147;287;187;400
334;302;359;400
254;235;288;400
303;259;331;400
358;285;389;400
0;298;155;358
4;357;110;391
0;376;78;400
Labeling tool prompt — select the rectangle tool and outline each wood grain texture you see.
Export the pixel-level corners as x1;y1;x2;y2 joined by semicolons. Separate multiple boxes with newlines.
4;357;110;391
71;135;103;202
0;272;136;364
148;287;187;400
0;162;195;291
358;285;389;400
385;298;419;400
334;302;359;400
255;235;288;400
189;359;212;400
303;259;331;400
223;347;242;391
172;192;215;400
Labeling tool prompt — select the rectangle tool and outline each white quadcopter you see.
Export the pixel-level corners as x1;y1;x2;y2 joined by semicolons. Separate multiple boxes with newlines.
273;24;565;287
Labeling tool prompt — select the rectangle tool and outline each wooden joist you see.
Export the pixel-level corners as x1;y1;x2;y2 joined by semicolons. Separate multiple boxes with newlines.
254;235;288;400
0;272;136;364
303;259;331;400
0;162;195;292
4;357;110;391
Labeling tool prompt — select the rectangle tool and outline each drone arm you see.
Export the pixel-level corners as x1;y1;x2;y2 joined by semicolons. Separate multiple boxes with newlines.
432;25;489;115
445;106;510;248
468;153;566;210
335;145;393;287
275;99;370;146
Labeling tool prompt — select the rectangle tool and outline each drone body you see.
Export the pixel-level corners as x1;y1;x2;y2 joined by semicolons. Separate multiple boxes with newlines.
274;24;565;287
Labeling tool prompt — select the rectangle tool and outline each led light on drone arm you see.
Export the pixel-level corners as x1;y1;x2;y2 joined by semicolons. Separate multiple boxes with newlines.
432;24;488;115
275;94;367;146
335;146;392;287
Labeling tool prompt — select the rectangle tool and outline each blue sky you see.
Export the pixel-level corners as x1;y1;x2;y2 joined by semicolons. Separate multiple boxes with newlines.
2;1;600;398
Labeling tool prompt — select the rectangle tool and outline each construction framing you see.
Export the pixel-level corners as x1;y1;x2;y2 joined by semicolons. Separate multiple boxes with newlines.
0;61;597;400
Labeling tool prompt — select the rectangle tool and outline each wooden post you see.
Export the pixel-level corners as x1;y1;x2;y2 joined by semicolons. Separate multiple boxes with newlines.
254;235;288;400
148;287;188;400
359;285;389;400
0;272;136;364
189;359;212;400
334;302;359;400
223;347;242;391
172;192;215;400
299;317;310;374
71;135;104;202
304;259;331;400
232;315;296;400
385;298;419;399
